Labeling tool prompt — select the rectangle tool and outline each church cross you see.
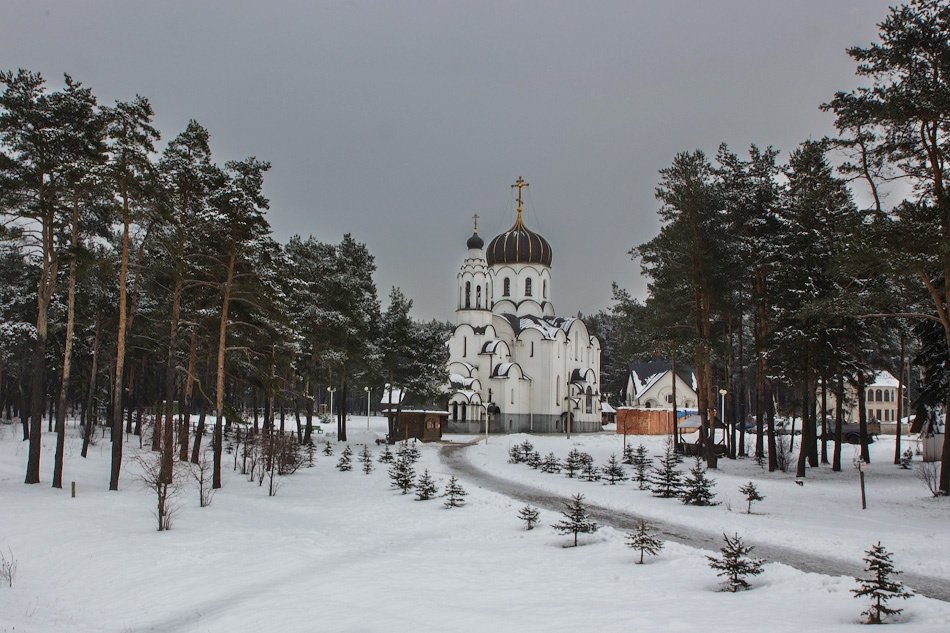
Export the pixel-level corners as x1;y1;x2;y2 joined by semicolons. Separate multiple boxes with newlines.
472;212;479;232
511;176;529;221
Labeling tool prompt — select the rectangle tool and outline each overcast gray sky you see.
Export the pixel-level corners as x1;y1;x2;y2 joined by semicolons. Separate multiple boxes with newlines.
2;0;895;320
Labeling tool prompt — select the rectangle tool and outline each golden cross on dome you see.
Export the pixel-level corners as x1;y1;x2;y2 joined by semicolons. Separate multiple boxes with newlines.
511;176;529;221
472;212;479;232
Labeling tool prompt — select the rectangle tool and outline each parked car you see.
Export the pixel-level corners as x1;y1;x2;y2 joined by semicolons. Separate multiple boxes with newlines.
820;424;876;445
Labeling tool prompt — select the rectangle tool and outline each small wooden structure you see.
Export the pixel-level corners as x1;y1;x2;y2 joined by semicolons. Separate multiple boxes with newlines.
393;409;449;443
616;407;675;435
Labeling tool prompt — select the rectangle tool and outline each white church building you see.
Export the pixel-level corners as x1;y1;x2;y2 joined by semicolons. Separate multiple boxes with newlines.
445;178;602;434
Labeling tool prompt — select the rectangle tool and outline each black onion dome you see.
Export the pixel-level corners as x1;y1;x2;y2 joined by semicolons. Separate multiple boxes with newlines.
466;231;484;249
486;215;552;266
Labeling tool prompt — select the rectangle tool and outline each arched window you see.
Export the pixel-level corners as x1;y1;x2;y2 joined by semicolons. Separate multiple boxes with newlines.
452;402;459;421
875;389;883;402
585;386;593;414
476;285;482;308
543;280;547;298
525;278;533;296
883;390;890;402
465;281;471;308
503;278;510;296
867;390;874;402
556;377;560;404
461;403;467;421
463;336;467;357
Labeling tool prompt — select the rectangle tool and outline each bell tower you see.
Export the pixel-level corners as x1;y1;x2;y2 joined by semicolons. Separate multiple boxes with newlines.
456;213;492;327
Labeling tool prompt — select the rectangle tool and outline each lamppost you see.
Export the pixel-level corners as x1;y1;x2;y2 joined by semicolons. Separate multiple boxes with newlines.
719;388;728;452
364;386;371;431
327;386;336;417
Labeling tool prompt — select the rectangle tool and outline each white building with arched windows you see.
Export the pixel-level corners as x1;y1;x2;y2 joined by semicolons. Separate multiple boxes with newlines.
446;179;602;434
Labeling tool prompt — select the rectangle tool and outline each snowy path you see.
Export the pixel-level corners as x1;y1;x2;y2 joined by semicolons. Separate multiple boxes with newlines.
439;440;950;603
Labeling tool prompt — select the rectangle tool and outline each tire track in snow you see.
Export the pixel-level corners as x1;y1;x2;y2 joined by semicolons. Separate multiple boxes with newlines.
439;441;950;603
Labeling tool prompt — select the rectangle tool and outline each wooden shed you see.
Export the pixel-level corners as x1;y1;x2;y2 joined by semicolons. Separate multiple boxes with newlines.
616;407;675;435
393;409;448;443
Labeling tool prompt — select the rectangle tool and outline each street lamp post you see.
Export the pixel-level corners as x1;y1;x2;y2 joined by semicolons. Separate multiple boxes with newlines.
719;388;728;454
327;386;336;418
364;386;371;431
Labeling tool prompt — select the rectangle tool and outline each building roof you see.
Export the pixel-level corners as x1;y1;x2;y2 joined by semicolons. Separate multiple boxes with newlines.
486;214;552;266
628;360;696;399
869;370;899;388
500;313;577;340
466;230;484;250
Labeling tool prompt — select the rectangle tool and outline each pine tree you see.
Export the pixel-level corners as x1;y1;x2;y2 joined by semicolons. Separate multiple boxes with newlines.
563;449;583;478
626;519;664;564
517;504;540;530
323;442;333;457
336;445;353;471
443;476;467;508
582;459;600;482
739;481;764;513
706;533;765;592
649;440;684;498
552;493;599;547
306;442;316;467
541;452;562;474
852;542;912;624
508;444;524;464
622;443;635;465
526;450;542;469
378;445;394;463
359;445;374;474
519;439;535;461
681;457;718;506
900;448;913;470
408;440;421;463
602;454;627;485
415;469;438;500
631;444;649;490
388;454;415;494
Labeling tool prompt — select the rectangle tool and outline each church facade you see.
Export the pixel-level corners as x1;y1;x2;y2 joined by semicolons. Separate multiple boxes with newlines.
446;178;602;434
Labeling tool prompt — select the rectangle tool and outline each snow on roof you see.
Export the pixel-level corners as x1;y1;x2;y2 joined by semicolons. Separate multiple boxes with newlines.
379;385;404;406
449;389;482;403
601;401;616;413
481;339;505;354
869;371;899;388
634;371;665;399
449;373;477;389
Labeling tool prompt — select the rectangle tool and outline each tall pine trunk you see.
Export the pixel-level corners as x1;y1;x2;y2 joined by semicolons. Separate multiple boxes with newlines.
110;209;131;491
53;200;81;488
212;253;236;489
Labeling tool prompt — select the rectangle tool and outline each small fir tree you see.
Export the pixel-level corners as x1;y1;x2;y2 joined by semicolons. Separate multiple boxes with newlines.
336;445;353;471
323;442;333;456
526;450;542;469
541;452;562;474
517;504;541;530
563;449;583;478
648;440;684;498
900;448;913;470
415;469;439;500
582;459;601;482
552;493;599;547
602;454;627;485
739;481;764;514
388;454;415;494
681;457;718;506
626;519;664;564
359;445;374;474
443;476;467;508
852;542;912;624
508;444;524;464
407;440;421;463
305;442;316;467
622;443;635;465
378;445;395;464
519;439;535;461
631;444;649;490
706;533;765;592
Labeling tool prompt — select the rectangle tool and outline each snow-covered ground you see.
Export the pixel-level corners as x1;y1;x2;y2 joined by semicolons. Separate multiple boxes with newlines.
2;418;949;632
462;431;950;581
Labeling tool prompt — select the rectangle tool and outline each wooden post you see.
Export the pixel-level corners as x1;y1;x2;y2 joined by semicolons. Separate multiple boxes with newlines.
71;481;76;498
858;461;867;510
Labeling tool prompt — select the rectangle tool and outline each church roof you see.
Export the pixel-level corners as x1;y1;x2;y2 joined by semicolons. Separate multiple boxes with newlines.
466;231;484;250
485;177;552;266
501;313;575;340
486;215;552;267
